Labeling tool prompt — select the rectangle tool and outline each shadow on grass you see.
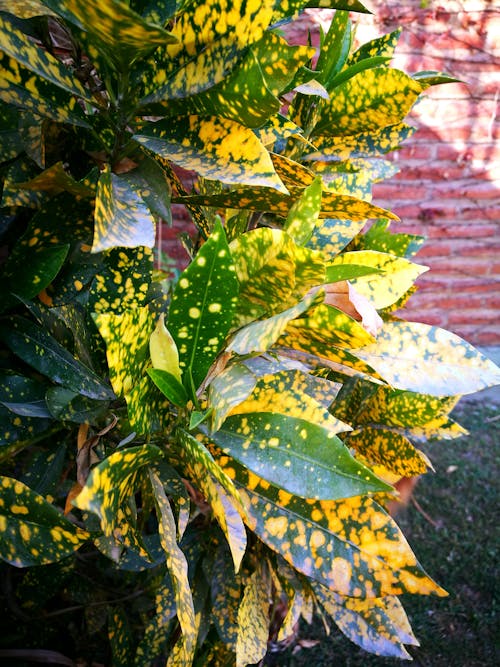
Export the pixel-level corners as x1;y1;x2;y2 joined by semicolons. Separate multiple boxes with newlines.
271;400;499;667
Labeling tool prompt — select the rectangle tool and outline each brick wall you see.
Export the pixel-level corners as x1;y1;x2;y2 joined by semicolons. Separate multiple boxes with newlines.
298;1;500;345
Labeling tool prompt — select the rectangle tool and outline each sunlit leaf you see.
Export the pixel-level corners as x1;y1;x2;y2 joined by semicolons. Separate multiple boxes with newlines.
74;445;162;535
149;470;197;665
314;68;423;137
329;250;428;309
272;0;370;24
0;476;89;567
348;29;402;65
354;321;500;395
167;219;238;395
134;116;287;192
92;166;156;253
176;184;396;221
359;219;425;258
284;176;323;246
229;370;349;435
205;412;390;500
208;362;258;433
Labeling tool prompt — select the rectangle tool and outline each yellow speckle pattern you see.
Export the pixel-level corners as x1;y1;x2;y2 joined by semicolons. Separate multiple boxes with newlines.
236;565;271;667
0;476;89;567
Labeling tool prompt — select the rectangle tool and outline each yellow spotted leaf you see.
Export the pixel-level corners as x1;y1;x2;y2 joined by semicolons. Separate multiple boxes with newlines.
307;217;368;259
211;544;241;650
149;470;197;666
284;176;323;246
221;461;447;598
134;116;287;193
354;321;500;396
314;584;418;659
73;445;162;536
330;250;428;309
92;166;156;254
208;362;258;433
0;476;89;567
236;565;271;667
314;68;424;137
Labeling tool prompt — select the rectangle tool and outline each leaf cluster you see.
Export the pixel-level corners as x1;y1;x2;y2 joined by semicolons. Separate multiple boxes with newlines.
0;2;497;666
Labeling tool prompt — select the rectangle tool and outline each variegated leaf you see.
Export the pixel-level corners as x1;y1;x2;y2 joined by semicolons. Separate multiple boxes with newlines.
167;219;238;395
345;428;430;477
108;606;134;667
329;250;428;309
229;370;349;435
204;412;391;500
354;321;500;395
308;217;367;259
314;68;423;137
348;29;402;65
0;52;89;128
175;184;397;221
236;565;271;667
359;219;425;258
44;0;176;70
211;544;241;650
314;584;417;659
272;0;370;24
0;476;89;567
304;123;416;162
92;166;156;253
135;116;287;192
284;176;323;246
149;470;197;666
224;461;447;598
73;445;162;535
208;362;258;433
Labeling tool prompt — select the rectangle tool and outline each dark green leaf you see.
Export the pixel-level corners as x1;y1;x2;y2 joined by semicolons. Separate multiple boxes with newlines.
147;369;189;407
0;316;114;400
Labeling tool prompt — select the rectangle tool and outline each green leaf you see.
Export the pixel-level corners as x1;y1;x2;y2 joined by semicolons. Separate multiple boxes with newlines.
236;566;270;667
325;264;383;282
1;243;70;312
413;70;461;86
0;0;56;17
0;52;89;128
315;10;351;90
205;412;390;500
314;68;423;137
45;387;109;424
149;470;197;665
354;322;500;395
73;445;162;535
147;369;188;407
0;373;52;448
13;161;95;197
168;219;239;394
0;103;23;161
134;575;176;666
0;476;89;567
0;316;114;400
122;158;172;224
92;166;156;253
284;176;323;246
329;250;428;309
175;184;397;221
44;0;176;70
308;217;368;258
134;116;287;192
272;0;370;24
314;585;417;659
108;606;134;667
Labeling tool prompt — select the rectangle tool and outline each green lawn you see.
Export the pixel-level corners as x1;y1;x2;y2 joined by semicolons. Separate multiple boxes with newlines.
272;399;500;667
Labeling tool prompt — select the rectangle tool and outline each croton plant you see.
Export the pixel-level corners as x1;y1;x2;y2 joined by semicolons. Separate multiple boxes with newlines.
0;1;499;665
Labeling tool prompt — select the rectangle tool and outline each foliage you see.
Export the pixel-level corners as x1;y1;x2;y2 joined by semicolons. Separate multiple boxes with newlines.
0;1;498;666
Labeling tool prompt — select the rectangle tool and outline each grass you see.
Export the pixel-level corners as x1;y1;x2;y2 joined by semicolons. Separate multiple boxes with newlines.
270;398;500;667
